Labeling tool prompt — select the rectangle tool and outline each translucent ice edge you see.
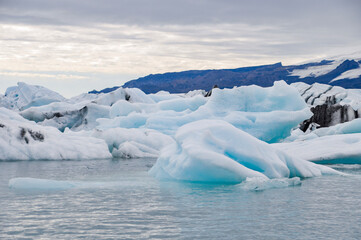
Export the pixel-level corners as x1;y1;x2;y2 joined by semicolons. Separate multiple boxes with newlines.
239;177;301;191
9;176;303;193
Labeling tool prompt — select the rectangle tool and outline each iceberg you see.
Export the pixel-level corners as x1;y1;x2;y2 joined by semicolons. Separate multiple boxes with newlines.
100;81;311;143
1;82;65;110
291;82;361;111
0;107;111;161
91;128;175;158
1;80;359;166
273;133;361;164
5;81;312;144
149;120;338;184
9;178;76;191
285;118;361;142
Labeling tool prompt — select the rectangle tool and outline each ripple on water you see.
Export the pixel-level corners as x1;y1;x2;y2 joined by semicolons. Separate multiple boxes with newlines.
1;159;361;239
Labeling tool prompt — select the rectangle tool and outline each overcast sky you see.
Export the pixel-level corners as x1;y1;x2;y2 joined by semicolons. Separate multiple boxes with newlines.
0;0;360;97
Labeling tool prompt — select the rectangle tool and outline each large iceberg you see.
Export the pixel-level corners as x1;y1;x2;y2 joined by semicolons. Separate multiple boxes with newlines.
7;81;311;145
149;120;338;184
1;80;360;170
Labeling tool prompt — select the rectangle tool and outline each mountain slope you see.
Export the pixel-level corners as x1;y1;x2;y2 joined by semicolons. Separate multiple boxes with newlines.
90;53;361;94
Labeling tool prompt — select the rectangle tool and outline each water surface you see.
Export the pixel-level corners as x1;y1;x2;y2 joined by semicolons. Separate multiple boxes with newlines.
1;159;360;239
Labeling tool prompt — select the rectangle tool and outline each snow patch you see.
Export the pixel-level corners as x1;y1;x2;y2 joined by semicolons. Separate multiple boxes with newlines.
331;64;361;82
290;60;341;78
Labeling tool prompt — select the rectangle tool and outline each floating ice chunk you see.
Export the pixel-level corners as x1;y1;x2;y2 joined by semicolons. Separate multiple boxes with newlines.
112;141;159;158
148;91;182;103
285;118;361;142
273;133;361;164
0;107;111;161
185;89;207;98
2;82;65;110
9;177;153;191
240;177;301;191
92;87;154;106
68;92;99;104
92;128;175;158
145;81;312;142
20;102;110;131
313;118;361;136
149;120;338;184
109;100;141;118
157;95;207;112
20;101;80;122
206;81;308;112
96;81;312;142
291;82;361;110
97;113;148;130
124;88;156;103
9;178;75;191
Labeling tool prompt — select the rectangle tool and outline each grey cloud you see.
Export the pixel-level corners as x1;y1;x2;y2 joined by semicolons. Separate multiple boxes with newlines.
1;0;360;27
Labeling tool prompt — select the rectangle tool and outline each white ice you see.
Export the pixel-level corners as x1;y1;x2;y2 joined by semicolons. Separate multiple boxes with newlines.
98;81;311;143
1;82;65;110
0;107;111;161
274;133;361;164
291;82;361;111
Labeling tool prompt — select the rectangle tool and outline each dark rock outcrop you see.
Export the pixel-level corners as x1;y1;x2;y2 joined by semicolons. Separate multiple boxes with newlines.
300;97;358;132
205;85;219;97
19;127;44;144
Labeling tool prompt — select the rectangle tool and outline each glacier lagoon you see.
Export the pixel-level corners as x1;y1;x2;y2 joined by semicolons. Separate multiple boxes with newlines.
1;158;361;239
1;81;361;239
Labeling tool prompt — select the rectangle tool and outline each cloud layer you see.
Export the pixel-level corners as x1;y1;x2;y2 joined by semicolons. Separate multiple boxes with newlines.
0;0;360;96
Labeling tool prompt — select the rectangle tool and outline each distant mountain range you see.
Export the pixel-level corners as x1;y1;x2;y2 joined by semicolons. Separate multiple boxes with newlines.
89;53;361;94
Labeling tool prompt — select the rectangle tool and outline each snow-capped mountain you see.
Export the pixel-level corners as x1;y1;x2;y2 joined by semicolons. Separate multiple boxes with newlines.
91;52;361;94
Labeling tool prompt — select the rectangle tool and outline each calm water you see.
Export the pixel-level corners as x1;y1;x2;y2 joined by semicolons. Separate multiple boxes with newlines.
0;159;361;240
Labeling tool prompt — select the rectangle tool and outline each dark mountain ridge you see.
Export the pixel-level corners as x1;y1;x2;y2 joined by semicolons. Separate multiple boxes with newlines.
89;57;361;94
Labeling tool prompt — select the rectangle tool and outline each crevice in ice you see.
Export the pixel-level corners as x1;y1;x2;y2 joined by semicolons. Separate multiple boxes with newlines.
301;85;313;96
310;86;333;105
